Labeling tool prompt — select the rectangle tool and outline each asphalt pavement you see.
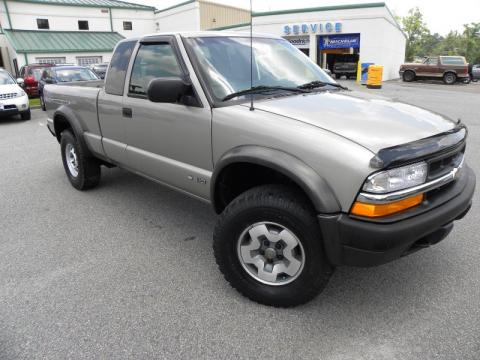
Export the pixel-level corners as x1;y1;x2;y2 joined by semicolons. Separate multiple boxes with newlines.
0;81;479;359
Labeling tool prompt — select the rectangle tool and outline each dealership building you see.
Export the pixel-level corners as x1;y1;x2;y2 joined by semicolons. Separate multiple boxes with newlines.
0;1;406;81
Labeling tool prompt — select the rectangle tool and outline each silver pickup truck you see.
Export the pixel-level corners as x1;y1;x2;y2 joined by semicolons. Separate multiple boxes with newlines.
44;32;475;307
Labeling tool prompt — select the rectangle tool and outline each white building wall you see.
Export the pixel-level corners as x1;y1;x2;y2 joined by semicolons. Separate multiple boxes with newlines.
154;2;200;32
111;8;155;37
0;1;154;36
21;51;113;68
225;6;406;81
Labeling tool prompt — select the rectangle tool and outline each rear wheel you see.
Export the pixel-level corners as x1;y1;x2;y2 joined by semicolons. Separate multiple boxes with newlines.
40;95;46;111
60;129;100;190
402;70;415;82
443;72;457;85
213;185;333;307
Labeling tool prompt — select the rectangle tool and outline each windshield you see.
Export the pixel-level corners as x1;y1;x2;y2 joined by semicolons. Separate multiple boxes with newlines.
55;68;99;82
28;68;45;81
186;36;335;102
0;72;15;85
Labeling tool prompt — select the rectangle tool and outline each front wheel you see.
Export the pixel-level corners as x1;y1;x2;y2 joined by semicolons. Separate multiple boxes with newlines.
402;70;415;82
213;185;333;307
20;109;31;120
60;130;100;190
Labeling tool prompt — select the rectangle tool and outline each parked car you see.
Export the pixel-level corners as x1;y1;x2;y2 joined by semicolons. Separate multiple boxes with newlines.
399;56;469;84
0;69;30;120
44;33;475;307
18;63;55;97
89;63;109;79
332;54;358;79
38;66;99;110
471;64;480;81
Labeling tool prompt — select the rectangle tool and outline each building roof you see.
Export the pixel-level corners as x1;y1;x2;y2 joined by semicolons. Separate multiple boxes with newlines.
10;0;154;10
253;2;386;17
4;30;124;53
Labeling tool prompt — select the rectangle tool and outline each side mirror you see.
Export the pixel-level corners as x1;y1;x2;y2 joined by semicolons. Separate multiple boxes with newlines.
147;77;190;103
16;78;24;85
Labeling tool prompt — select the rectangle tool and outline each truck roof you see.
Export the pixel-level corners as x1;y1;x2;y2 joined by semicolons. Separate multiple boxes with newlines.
124;31;282;43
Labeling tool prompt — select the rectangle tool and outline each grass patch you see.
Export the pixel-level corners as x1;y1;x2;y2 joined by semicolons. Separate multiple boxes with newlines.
29;97;41;108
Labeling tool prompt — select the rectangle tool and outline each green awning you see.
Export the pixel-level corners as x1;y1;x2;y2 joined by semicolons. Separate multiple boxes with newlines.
10;0;154;10
4;30;124;53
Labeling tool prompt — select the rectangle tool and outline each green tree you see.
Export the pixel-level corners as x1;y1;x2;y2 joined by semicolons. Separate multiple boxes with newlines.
401;7;430;61
462;22;480;63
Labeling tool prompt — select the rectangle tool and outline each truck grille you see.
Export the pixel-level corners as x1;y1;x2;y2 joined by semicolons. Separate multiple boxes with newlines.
0;93;19;99
427;146;465;181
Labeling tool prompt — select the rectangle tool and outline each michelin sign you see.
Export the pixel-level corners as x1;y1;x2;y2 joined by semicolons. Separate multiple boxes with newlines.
283;22;342;35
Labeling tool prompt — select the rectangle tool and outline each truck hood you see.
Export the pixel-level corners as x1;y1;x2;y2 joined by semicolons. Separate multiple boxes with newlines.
247;90;456;153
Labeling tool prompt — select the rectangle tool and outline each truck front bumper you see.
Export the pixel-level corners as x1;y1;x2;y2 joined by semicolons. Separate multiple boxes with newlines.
318;166;475;267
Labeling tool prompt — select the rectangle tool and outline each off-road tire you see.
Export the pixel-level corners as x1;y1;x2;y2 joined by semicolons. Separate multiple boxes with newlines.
213;185;333;307
60;129;100;190
443;72;457;85
20;109;31;120
402;70;415;82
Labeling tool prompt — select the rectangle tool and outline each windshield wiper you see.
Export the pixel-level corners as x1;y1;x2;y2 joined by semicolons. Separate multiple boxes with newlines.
298;81;348;90
222;85;309;101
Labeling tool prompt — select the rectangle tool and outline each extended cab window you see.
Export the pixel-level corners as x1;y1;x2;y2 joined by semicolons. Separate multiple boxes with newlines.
441;57;466;65
105;40;136;96
128;43;182;97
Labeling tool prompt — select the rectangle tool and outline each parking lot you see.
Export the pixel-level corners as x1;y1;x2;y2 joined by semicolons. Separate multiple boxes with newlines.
0;81;479;359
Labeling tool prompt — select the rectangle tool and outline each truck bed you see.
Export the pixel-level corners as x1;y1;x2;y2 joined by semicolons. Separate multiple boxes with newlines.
44;80;104;140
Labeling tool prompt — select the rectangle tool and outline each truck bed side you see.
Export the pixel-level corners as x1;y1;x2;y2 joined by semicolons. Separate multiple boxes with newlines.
44;81;105;157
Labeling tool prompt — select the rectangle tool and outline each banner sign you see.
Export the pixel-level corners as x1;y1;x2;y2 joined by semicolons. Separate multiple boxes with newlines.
287;37;310;49
319;34;360;49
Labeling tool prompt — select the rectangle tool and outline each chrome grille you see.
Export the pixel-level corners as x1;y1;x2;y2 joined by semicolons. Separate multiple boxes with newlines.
0;93;19;100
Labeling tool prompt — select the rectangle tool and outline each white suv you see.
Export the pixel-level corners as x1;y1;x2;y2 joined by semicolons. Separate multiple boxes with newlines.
0;69;30;120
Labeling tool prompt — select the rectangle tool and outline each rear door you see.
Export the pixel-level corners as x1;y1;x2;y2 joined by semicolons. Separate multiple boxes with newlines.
122;36;212;199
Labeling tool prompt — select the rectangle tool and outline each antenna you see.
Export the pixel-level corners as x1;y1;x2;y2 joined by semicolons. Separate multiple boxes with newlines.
249;0;254;111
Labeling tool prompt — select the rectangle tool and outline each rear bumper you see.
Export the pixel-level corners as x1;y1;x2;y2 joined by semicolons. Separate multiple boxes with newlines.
318;166;475;267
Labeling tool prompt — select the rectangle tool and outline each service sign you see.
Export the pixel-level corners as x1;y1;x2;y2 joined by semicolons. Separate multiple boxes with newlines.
283;22;342;35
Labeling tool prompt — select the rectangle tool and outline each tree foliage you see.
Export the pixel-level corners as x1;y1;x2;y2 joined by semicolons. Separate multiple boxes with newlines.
400;8;480;64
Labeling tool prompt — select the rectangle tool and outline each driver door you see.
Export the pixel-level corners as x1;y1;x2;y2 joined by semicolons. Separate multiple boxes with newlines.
122;36;212;200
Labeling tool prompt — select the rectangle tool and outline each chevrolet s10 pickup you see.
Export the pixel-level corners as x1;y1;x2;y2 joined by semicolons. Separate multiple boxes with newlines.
44;32;475;307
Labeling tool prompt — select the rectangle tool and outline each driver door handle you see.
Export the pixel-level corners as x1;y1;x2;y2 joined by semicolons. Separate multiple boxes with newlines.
122;107;132;118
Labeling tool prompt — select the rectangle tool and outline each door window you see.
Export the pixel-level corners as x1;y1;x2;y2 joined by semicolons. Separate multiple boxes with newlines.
425;57;438;65
128;43;183;97
105;40;136;96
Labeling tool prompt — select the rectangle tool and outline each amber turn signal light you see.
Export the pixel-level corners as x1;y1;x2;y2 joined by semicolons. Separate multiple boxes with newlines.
351;193;424;218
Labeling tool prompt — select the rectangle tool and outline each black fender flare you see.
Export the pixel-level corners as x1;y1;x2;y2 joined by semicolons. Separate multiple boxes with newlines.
53;106;93;157
211;145;341;214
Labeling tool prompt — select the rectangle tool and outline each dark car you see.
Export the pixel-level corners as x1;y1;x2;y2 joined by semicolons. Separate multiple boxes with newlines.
38;66;99;110
18;63;55;97
471;64;480;81
332;54;358;79
89;63;109;79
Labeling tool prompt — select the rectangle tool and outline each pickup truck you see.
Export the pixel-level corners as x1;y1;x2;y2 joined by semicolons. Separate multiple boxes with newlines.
399;56;469;84
44;32;475;307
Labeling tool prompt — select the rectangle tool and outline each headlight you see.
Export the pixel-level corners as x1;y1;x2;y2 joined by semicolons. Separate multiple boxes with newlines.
363;161;428;193
18;90;26;97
